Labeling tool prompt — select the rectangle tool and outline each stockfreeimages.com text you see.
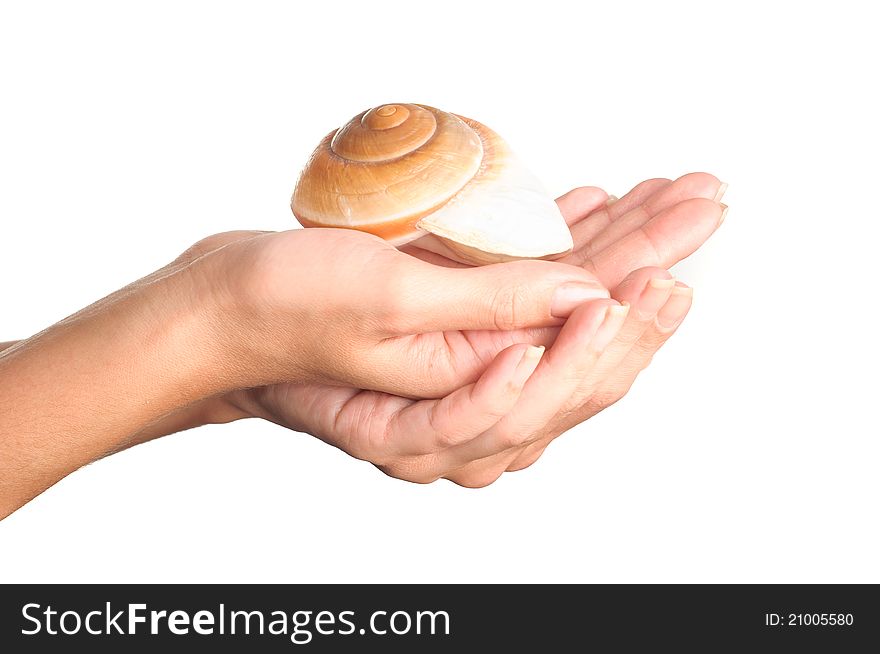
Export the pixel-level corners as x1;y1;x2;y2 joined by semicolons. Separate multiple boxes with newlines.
21;602;450;645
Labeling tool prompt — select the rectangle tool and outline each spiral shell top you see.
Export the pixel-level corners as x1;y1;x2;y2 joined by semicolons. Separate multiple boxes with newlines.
291;103;573;264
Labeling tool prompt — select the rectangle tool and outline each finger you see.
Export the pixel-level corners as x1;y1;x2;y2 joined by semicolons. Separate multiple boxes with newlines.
540;282;692;441
386;343;543;456
568;178;671;247
442;299;627;469
649;281;693;337
506;281;693;471
361;321;561;400
561;267;676;407
446;268;674;394
555;186;609;226
388;257;609;334
460;267;675;478
582;172;724;258
580;198;724;288
251;382;412;464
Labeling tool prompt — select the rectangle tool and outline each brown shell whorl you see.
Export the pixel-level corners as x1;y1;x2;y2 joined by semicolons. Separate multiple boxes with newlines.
292;103;485;237
330;104;439;162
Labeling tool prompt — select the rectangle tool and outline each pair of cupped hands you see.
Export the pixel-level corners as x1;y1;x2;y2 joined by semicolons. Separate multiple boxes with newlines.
144;173;725;488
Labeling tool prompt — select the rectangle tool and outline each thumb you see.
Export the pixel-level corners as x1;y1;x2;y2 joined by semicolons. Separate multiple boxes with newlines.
392;259;609;333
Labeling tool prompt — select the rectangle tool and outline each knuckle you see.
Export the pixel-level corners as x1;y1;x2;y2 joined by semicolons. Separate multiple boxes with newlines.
634;330;667;355
371;264;412;333
434;426;469;450
472;385;517;425
490;285;521;331
448;468;505;489
495;423;529;450
590;386;629;410
401;343;459;400
579;378;639;418
485;397;514;424
379;457;441;485
634;266;671;281
507;448;545;472
430;408;460;449
377;298;407;334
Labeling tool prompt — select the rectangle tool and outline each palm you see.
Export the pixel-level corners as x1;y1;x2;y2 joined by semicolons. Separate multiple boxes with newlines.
256;173;725;461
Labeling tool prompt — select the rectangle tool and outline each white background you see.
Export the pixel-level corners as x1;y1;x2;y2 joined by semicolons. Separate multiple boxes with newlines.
1;1;878;583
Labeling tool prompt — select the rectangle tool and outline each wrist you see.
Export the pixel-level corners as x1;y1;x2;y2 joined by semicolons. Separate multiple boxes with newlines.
184;231;311;390
111;269;225;410
157;261;247;400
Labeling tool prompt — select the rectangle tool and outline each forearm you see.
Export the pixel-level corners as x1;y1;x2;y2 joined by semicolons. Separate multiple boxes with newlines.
2;339;246;446
0;270;225;517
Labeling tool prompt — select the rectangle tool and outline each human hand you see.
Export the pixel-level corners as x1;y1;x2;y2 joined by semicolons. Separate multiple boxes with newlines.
181;172;721;404
0;223;606;516
187;227;607;398
226;265;690;486
218;173;717;485
0;168;720;515
130;172;720;484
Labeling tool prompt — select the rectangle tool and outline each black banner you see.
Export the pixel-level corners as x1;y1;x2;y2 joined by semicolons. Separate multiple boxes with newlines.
1;584;876;651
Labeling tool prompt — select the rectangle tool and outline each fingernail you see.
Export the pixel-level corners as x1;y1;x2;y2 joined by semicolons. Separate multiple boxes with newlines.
713;182;728;203
637;277;676;319
649;277;677;289
718;203;728;226
511;345;544;386
605;195;619;206
551;283;610;318
592;302;629;350
657;285;693;330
